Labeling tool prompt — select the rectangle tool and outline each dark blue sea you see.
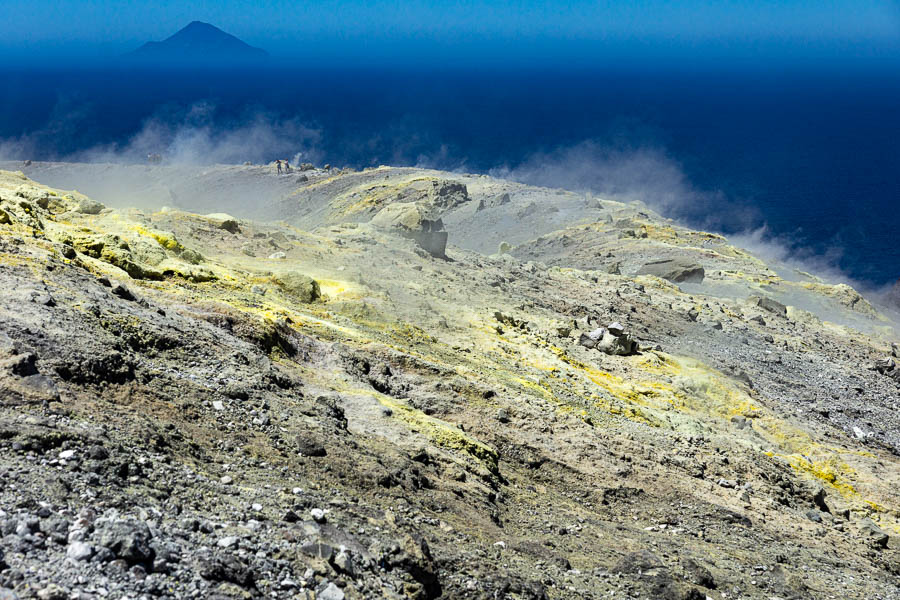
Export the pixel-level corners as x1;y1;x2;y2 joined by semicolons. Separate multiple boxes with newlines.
1;64;898;285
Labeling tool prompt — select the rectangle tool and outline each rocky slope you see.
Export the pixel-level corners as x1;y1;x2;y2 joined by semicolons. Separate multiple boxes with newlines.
0;162;898;600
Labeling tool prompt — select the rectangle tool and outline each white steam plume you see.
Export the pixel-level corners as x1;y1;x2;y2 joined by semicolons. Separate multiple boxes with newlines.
0;101;323;167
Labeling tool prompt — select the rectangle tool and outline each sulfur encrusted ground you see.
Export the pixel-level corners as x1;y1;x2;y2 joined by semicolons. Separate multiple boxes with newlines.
0;165;898;600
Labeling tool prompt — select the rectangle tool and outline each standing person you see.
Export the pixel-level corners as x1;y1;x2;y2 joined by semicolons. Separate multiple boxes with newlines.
283;160;292;173
276;160;283;175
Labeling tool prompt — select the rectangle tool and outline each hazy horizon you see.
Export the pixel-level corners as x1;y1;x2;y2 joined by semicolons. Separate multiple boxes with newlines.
1;1;899;67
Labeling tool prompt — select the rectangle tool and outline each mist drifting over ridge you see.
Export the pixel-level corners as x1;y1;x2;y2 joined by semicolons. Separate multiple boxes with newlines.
1;52;899;288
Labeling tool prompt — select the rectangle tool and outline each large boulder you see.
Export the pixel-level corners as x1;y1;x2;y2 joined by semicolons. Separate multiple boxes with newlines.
425;180;469;213
198;553;255;587
371;532;441;599
476;192;511;211
637;258;705;283
371;202;449;258
95;519;156;566
394;179;470;215
203;212;241;233
16;184;105;215
371;202;430;231
274;272;321;303
597;329;637;356
748;295;787;316
74;195;106;215
58;228;211;282
368;178;470;258
578;327;605;350
578;325;638;356
69;233;164;280
874;357;900;383
858;519;890;548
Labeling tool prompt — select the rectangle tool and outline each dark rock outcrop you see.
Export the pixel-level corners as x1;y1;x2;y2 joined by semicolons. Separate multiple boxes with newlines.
637;258;705;283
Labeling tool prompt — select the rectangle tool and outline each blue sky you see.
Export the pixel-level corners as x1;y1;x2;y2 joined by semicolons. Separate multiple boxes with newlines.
2;0;899;65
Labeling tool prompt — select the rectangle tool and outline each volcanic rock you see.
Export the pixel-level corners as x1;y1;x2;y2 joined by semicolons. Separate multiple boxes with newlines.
0;165;898;599
637;258;705;283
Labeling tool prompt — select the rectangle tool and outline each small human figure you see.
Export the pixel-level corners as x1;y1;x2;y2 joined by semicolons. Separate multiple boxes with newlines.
283;160;292;174
276;160;283;175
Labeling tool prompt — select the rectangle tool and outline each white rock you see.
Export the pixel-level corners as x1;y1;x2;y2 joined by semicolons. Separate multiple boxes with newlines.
317;582;345;600
607;322;625;335
220;475;233;485
212;401;225;411
246;519;262;531
587;327;606;341
853;426;868;440
251;503;263;512
292;487;303;495
58;449;76;460
66;541;93;561
268;251;286;260
310;508;327;523
68;528;87;543
217;536;238;548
